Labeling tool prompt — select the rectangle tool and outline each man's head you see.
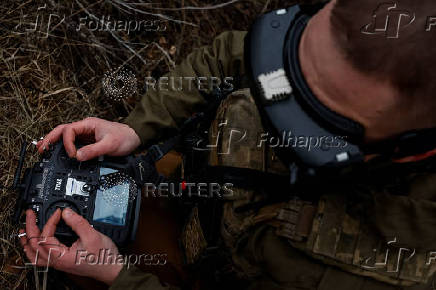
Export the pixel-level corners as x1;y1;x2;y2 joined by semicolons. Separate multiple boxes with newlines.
299;0;436;142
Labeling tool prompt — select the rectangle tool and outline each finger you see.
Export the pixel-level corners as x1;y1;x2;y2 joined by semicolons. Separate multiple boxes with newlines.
62;208;96;244
38;237;68;267
25;209;49;257
25;210;63;263
62;126;78;158
38;125;65;154
76;137;115;161
23;244;49;267
23;244;37;262
36;140;43;149
19;229;27;247
25;209;41;242
62;119;96;158
41;208;61;238
22;235;49;267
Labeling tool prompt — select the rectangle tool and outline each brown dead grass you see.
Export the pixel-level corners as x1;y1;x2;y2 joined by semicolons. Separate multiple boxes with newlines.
0;0;307;288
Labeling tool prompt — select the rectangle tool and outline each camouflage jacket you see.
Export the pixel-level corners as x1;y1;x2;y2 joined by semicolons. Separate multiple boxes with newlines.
111;31;436;290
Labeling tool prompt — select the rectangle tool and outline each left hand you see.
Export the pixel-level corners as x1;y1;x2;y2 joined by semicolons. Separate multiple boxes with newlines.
19;208;123;285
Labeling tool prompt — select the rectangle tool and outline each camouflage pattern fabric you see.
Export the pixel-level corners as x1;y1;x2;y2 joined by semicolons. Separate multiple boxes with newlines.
208;89;436;287
112;30;436;289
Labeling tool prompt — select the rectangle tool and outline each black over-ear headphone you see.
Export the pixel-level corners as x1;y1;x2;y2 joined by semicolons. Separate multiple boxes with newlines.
245;3;436;180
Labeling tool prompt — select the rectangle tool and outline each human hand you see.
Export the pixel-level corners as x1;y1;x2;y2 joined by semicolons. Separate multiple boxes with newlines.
37;117;141;161
19;208;123;285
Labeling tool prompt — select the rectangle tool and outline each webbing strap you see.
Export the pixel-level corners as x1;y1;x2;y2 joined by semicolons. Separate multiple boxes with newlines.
133;87;232;186
274;201;317;242
237;199;317;242
203;166;290;191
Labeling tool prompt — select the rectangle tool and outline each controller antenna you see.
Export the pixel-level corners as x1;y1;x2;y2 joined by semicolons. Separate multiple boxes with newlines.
13;141;27;190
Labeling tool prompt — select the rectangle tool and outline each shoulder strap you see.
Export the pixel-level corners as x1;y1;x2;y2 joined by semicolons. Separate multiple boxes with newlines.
130;86;232;187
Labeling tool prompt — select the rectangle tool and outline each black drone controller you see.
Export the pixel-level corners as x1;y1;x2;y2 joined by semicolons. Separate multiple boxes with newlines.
14;141;142;247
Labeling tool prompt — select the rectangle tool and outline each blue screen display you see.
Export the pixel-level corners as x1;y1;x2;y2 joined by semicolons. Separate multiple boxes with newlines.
92;167;129;226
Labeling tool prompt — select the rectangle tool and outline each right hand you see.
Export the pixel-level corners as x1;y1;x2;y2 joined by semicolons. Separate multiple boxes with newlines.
20;208;123;285
37;117;141;161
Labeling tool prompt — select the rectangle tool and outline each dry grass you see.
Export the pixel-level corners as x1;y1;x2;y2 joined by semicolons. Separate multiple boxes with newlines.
0;0;300;288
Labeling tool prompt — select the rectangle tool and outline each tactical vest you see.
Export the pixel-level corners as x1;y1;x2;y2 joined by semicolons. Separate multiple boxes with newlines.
180;88;436;287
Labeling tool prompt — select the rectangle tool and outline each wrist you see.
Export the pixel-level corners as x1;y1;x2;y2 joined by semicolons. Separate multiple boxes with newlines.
127;125;142;149
99;263;124;286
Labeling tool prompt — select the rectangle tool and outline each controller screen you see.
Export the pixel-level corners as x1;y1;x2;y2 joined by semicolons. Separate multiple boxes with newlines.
92;167;129;226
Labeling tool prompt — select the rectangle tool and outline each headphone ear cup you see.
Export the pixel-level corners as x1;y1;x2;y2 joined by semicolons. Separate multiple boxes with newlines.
284;14;365;142
246;4;365;170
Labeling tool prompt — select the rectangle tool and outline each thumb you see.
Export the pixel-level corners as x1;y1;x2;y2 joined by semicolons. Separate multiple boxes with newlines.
62;208;96;244
76;137;114;161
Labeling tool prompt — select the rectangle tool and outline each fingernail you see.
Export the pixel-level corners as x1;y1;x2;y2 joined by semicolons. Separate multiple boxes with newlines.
76;150;84;160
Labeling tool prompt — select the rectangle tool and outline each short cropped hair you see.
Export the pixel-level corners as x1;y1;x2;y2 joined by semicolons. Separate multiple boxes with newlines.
331;0;436;103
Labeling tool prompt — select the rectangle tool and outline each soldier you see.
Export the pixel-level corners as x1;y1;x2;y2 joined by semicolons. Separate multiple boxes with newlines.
19;0;436;289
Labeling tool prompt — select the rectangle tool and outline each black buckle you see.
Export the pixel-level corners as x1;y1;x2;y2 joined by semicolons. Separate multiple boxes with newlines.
147;144;164;163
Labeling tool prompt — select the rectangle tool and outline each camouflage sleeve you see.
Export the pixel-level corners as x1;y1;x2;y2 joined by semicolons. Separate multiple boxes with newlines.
109;265;178;290
123;31;247;148
109;264;279;290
